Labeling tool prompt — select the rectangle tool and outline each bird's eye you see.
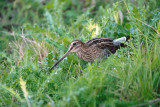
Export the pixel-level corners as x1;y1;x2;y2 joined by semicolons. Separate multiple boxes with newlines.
73;43;77;46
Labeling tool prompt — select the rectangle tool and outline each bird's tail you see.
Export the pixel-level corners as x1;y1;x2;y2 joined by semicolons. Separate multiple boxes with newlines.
113;35;130;46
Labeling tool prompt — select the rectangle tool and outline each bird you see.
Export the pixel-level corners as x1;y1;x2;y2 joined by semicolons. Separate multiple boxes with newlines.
50;35;130;70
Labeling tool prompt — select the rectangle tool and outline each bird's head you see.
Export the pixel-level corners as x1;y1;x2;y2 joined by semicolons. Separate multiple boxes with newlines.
50;40;84;70
69;40;84;52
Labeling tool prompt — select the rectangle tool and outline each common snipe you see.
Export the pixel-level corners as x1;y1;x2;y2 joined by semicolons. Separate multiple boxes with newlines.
50;36;130;70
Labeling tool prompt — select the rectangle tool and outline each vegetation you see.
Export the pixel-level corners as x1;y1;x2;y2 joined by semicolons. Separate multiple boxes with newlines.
0;0;160;106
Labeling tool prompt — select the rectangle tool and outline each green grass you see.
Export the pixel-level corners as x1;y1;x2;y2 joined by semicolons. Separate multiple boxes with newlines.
0;0;160;106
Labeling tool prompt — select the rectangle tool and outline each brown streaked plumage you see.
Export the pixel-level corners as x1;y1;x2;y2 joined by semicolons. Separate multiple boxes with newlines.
50;36;130;70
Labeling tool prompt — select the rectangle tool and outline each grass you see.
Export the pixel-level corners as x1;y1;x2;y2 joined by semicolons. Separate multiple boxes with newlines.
0;0;160;106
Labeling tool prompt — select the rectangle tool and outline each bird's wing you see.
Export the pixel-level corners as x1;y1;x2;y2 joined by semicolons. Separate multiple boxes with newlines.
86;38;125;53
96;42;121;53
86;38;114;46
86;37;127;53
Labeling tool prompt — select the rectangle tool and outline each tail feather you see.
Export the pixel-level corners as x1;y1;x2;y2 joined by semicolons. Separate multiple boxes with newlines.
126;35;130;41
113;35;130;46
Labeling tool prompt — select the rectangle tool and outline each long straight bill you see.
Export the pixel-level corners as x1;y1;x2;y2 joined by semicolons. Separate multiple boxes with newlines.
50;49;71;70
